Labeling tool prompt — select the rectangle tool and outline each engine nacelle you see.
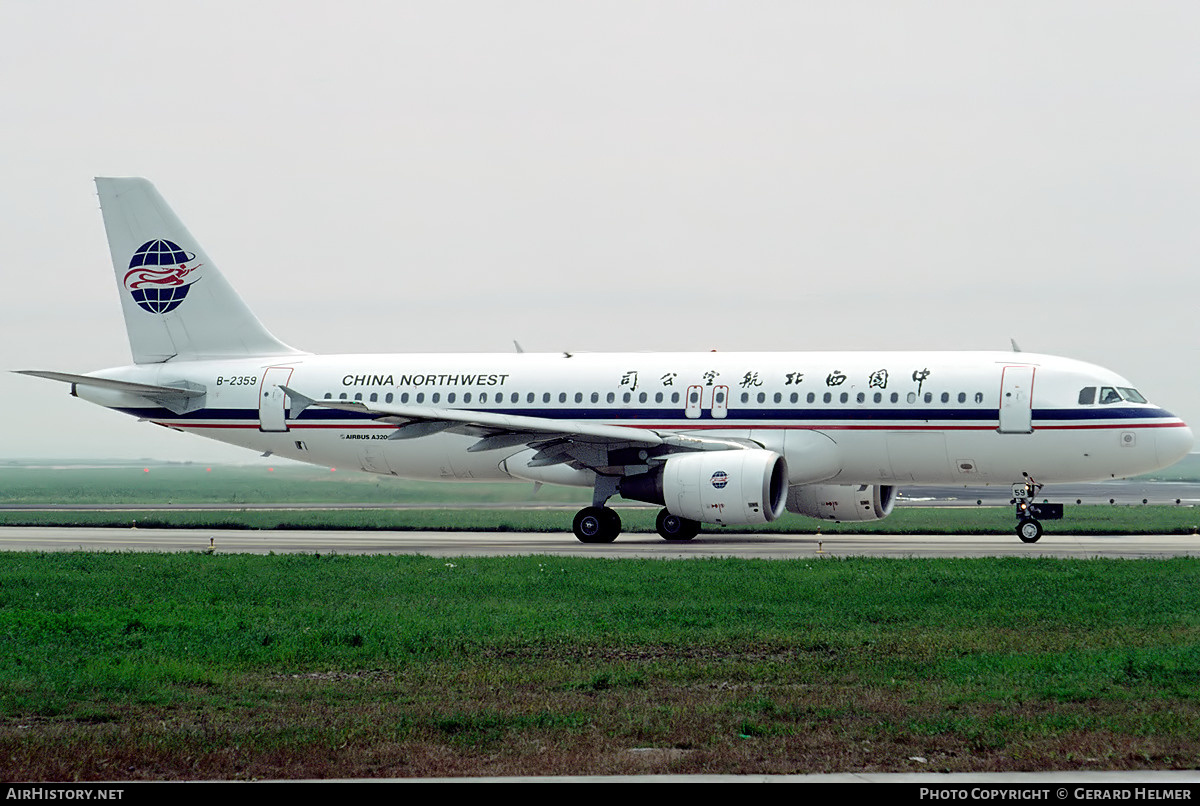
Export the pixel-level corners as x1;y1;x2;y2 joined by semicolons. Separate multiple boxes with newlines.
623;450;788;526
786;484;897;522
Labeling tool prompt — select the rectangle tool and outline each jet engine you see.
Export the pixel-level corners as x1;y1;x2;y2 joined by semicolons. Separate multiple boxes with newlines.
786;484;897;522
621;450;788;525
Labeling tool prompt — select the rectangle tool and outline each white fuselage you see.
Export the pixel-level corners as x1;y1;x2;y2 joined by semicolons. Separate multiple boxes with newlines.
77;350;1193;490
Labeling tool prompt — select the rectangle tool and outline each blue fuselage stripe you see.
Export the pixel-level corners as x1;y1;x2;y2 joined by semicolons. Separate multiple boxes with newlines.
115;405;1179;425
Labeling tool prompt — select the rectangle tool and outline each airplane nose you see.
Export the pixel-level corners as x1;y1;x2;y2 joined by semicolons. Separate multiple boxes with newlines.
1156;421;1194;468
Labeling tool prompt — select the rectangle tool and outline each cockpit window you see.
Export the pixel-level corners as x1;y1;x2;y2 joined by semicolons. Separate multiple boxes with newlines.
1083;386;1148;405
1092;387;1148;405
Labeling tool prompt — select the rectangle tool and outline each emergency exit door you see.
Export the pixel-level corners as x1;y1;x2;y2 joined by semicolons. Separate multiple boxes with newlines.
684;385;730;419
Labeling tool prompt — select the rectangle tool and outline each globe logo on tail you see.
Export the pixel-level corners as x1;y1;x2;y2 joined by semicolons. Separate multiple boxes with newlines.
123;239;201;314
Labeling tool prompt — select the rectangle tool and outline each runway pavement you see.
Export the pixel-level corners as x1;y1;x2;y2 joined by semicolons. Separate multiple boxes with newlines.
2;526;1198;559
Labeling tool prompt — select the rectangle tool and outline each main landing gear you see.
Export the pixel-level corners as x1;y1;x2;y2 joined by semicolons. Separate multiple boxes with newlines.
655;509;701;541
1011;473;1064;543
569;506;705;543
572;506;622;543
571;476;705;543
572;476;623;543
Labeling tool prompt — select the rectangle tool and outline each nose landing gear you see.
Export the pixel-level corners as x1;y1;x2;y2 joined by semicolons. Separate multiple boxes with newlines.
1011;473;1063;543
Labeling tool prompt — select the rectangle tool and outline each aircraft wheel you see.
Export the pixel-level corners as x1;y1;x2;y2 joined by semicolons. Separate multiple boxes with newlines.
656;509;701;541
1017;517;1043;543
573;507;620;543
603;507;622;538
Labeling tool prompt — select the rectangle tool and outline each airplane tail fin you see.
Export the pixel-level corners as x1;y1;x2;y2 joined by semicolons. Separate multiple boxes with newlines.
95;177;303;364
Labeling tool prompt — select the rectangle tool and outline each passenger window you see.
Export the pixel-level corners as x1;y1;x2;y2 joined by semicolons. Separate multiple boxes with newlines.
622;392;631;403
873;392;882;403
671;392;680;404
386;393;394;403
1078;387;1096;405
575;392;583;403
591;392;599;403
823;392;832;404
974;392;984;404
401;393;410;403
543;393;551;403
957;392;966;403
463;393;471;404
773;392;782;404
655;392;663;403
807;393;815;403
856;393;865;404
512;393;520;404
416;393;424;403
757;392;766;404
528;393;536;404
447;393;456;404
431;393;440;404
559;392;567;403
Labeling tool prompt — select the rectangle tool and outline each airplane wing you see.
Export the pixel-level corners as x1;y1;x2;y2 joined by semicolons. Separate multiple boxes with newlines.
280;385;752;473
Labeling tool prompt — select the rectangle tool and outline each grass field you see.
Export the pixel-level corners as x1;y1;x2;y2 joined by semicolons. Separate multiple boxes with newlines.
1;552;1198;779
1;462;1198;779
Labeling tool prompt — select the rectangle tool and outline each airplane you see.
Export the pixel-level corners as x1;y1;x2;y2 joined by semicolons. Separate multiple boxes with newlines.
18;178;1194;544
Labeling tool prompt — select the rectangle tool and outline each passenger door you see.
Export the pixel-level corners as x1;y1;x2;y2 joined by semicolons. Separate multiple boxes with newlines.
998;365;1035;434
259;366;294;432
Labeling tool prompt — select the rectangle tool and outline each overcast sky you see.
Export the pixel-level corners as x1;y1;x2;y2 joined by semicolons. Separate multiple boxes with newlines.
2;1;1198;463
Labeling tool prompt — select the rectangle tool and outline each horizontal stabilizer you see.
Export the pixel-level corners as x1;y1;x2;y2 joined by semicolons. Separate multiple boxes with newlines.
16;370;206;415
